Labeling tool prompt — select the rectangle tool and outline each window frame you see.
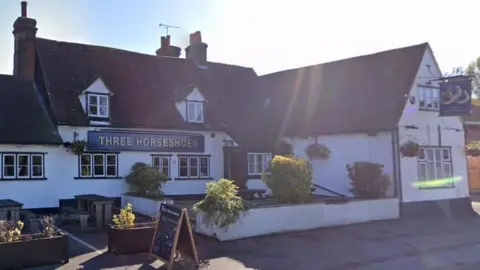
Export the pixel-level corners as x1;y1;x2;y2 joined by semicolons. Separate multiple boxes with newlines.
186;101;204;123
175;155;212;180
247;152;272;176
152;155;171;179
417;146;454;189
417;85;440;111
87;93;110;119
76;152;120;179
0;153;46;180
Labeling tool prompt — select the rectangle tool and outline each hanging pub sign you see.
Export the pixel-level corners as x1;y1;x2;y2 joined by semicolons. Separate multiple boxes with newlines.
439;77;472;116
87;130;205;152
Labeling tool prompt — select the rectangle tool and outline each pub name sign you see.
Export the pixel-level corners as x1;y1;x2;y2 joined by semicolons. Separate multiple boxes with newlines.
87;131;205;152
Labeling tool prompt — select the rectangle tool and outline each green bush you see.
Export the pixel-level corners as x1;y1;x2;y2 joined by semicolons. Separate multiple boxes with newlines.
346;162;390;198
193;179;248;229
125;162;168;197
262;155;312;203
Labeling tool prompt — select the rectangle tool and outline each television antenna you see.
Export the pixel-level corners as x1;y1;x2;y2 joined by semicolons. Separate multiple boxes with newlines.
159;23;180;36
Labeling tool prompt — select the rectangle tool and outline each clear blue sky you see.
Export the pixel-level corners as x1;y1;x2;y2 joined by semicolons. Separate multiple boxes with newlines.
0;0;479;75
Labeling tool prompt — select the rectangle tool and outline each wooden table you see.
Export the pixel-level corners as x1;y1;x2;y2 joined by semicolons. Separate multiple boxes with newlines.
0;199;23;222
74;194;115;231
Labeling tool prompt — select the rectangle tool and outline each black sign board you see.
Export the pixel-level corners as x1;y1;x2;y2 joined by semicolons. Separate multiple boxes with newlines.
439;77;472;116
149;203;198;270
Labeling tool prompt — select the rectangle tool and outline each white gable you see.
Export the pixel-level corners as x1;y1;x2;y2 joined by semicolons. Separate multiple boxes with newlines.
398;45;468;203
78;78;112;126
175;86;205;121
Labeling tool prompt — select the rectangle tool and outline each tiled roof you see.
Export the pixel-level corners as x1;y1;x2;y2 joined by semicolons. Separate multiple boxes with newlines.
35;38;259;146
256;43;428;137
0;75;62;144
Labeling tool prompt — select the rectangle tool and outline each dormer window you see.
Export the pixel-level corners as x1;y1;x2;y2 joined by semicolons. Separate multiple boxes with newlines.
88;94;109;118
187;101;203;123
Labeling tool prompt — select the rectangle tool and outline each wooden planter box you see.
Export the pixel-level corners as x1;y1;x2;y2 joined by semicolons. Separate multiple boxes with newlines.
0;232;69;269
108;225;155;255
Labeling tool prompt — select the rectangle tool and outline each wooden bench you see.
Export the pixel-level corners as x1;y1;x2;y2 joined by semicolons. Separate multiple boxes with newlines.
20;209;40;232
60;206;89;231
238;189;266;200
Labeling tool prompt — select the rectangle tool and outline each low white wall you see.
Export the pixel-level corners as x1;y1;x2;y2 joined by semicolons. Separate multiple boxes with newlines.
121;194;173;217
196;198;399;241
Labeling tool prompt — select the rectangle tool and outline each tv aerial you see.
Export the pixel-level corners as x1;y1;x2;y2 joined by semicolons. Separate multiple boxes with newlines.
159;23;180;36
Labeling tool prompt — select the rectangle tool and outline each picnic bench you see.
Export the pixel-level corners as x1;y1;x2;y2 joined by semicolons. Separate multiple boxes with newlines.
61;206;89;231
20;209;40;232
0;199;23;222
75;194;115;231
238;189;266;200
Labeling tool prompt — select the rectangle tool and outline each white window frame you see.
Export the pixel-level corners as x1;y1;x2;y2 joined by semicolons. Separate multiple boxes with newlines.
418;86;440;111
417;147;453;188
30;154;44;178
105;154;117;177
17;154;30;179
152;156;170;178
79;153;118;178
178;156;210;179
80;154;92;177
247;153;272;175
3;154;16;179
187;101;204;123
87;94;109;118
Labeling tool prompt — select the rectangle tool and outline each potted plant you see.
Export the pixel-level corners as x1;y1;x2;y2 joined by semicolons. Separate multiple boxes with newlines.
400;140;420;157
0;217;69;269
121;162;173;217
466;141;480;156
305;143;331;159
71;140;87;155
107;203;156;255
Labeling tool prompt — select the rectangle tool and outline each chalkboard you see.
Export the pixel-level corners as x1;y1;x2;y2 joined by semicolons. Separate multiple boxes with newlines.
149;203;198;270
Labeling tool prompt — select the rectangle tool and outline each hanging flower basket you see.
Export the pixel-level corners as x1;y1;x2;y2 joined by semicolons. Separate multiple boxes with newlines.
400;140;420;157
466;141;480;157
275;140;293;156
305;143;330;159
71;140;87;155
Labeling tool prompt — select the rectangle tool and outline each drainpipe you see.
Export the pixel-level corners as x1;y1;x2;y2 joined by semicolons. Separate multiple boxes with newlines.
394;128;403;212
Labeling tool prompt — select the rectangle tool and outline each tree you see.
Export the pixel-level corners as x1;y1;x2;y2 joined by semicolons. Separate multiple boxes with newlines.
465;57;480;100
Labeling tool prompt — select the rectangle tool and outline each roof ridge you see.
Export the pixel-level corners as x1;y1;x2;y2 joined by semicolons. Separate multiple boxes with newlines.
35;37;255;70
260;42;429;78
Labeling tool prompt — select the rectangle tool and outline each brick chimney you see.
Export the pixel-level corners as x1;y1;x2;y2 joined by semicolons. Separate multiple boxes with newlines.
185;31;208;64
12;1;37;81
155;35;181;58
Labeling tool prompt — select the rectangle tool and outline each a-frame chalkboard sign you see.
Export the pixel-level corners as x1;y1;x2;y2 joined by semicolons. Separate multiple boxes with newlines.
149;203;199;270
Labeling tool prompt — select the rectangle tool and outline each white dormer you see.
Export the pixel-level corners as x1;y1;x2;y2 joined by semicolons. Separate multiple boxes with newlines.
175;85;205;123
78;77;113;125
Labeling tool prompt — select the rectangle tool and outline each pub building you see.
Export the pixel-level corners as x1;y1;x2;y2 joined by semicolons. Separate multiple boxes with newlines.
0;2;271;209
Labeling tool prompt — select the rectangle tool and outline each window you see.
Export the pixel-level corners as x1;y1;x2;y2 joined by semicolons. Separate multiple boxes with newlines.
153;156;170;178
248;153;272;175
187;101;204;123
88;94;109;118
418;86;440;111
78;153;118;178
418;147;453;188
178;156;210;179
0;153;44;180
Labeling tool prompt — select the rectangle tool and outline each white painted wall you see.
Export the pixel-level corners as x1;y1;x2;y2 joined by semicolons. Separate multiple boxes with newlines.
281;133;394;197
398;46;469;203
196;198;399;241
59;125;225;197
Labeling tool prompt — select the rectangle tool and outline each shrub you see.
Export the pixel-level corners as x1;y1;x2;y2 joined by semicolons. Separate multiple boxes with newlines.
125;162;168;197
112;203;136;229
193;179;248;229
0;220;24;242
40;215;57;237
262;155;312;203
346;162;390;198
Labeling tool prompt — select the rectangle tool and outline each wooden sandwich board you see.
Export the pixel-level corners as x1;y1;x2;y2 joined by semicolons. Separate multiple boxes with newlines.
149;203;199;270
